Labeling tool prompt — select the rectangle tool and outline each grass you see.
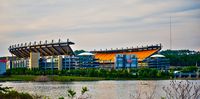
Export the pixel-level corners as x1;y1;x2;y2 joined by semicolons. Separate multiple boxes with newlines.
0;90;33;99
0;75;107;82
0;75;197;82
0;75;145;82
0;75;37;81
49;75;106;81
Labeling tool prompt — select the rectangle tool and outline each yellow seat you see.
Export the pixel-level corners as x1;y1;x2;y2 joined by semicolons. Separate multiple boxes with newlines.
94;49;159;63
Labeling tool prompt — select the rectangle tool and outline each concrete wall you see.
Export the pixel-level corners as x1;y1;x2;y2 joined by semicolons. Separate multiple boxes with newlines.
29;52;40;69
58;56;62;70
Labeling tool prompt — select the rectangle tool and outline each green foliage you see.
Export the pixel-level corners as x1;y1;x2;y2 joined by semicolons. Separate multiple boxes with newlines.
0;85;33;99
0;85;11;92
49;76;105;81
67;89;76;98
67;87;90;99
160;50;200;66
161;97;166;99
6;68;172;79
0;85;12;93
58;97;64;99
81;86;89;95
138;68;158;78
181;66;198;73
6;68;61;75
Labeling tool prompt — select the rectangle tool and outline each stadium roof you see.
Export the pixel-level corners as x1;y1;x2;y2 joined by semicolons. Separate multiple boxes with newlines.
78;52;94;56
150;54;165;58
91;44;162;63
8;39;75;58
91;44;161;53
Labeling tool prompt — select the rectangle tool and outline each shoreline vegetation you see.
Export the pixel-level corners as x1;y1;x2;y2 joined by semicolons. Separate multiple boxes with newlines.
0;75;199;82
1;67;199;81
0;66;199;82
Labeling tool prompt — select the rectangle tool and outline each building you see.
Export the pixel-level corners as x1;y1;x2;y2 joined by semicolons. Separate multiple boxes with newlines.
91;44;162;68
39;56;78;70
115;54;138;69
0;60;7;75
7;39;166;70
7;39;99;70
78;52;99;68
144;54;170;70
8;39;75;70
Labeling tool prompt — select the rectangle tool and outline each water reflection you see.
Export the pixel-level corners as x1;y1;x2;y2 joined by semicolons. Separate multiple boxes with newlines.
0;80;199;99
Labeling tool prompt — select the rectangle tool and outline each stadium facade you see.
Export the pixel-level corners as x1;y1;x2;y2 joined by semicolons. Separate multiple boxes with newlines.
91;44;167;69
2;39;169;70
8;39;75;70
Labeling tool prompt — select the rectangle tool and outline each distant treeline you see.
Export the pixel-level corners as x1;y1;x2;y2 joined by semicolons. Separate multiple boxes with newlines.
6;68;170;79
5;66;199;80
160;50;200;66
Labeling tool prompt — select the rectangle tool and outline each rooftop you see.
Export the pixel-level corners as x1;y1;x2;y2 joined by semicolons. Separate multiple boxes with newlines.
9;39;75;58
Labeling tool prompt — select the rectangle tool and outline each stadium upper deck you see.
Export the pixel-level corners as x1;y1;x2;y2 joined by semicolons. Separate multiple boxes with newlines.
8;39;74;58
91;44;162;63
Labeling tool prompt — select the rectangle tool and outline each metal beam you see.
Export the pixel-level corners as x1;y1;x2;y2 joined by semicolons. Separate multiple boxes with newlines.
23;48;30;57
15;49;25;57
14;49;24;58
50;46;60;55
31;47;38;53
18;48;29;57
45;47;54;56
60;46;67;55
8;40;75;58
40;46;50;56
37;47;48;56
52;46;62;55
11;50;22;58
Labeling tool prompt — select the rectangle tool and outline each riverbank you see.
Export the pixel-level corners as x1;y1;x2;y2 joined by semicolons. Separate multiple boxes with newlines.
5;67;200;82
0;75;198;82
0;75;170;82
0;75;106;82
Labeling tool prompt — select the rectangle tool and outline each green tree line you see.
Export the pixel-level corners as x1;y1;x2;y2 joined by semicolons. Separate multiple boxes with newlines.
6;68;170;79
160;50;200;66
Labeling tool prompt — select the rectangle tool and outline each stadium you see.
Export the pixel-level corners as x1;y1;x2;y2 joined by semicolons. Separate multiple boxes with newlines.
0;39;169;72
92;44;161;63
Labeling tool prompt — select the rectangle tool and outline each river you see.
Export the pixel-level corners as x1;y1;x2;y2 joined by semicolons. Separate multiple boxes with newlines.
0;80;200;99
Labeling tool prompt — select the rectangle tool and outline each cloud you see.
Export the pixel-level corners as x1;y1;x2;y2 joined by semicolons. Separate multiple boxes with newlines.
0;0;200;56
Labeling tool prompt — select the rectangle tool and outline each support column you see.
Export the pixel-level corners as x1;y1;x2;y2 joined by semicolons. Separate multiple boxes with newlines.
29;52;40;69
58;55;63;70
6;57;9;69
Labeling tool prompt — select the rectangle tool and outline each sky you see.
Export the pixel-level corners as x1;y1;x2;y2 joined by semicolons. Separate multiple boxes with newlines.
0;0;200;56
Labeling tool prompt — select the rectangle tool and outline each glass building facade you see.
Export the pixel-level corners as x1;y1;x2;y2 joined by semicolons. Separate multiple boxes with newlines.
115;54;138;69
78;52;99;68
144;54;170;70
39;56;79;70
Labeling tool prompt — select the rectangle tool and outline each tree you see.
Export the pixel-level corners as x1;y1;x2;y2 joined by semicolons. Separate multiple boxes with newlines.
160;50;200;66
181;66;198;73
163;80;200;99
